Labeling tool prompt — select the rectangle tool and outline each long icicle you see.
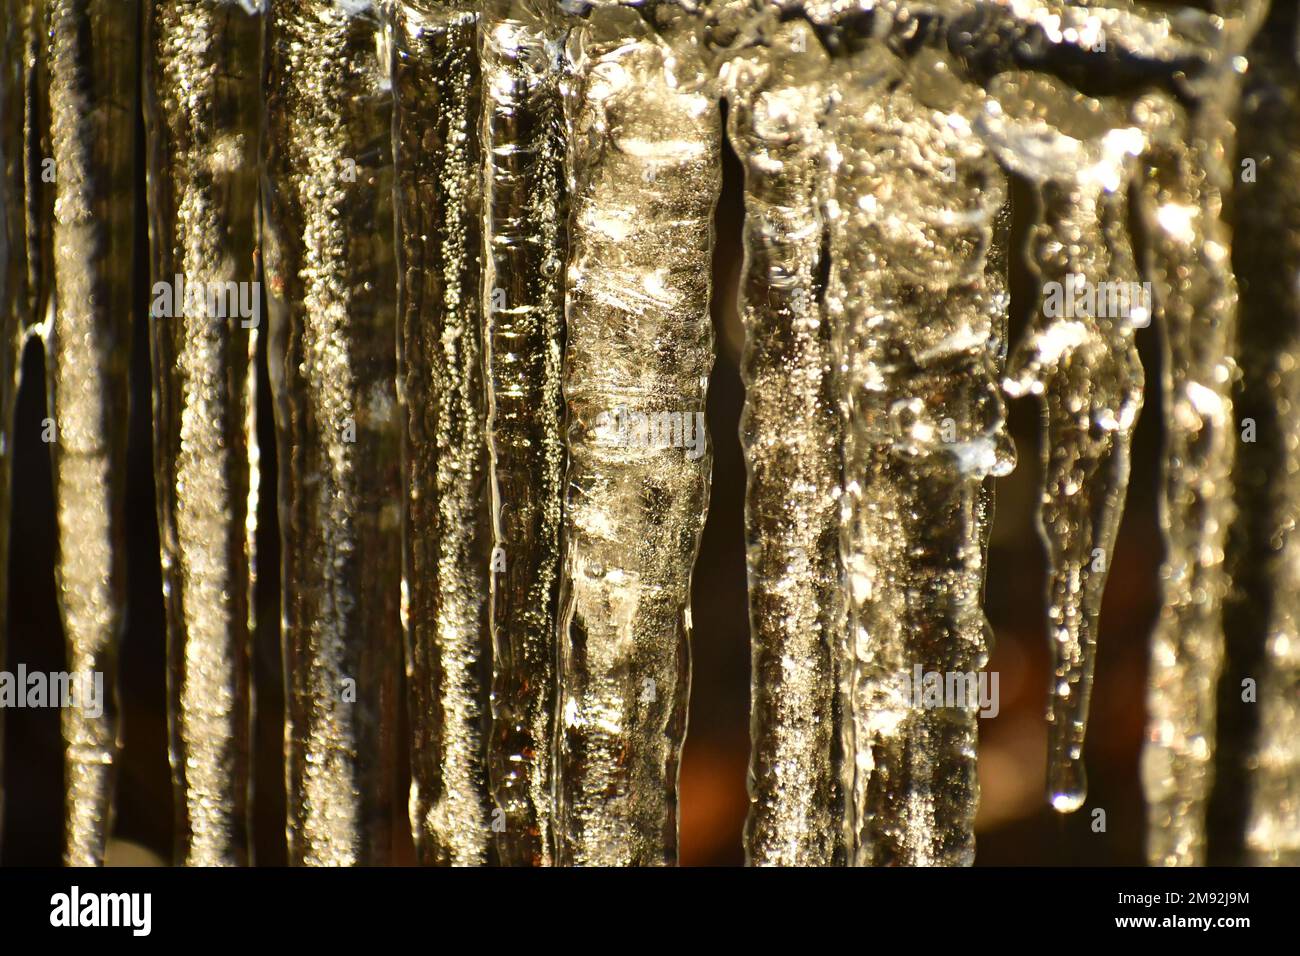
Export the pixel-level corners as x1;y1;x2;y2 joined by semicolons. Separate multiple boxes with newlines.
724;23;844;867
0;0;27;848
1136;1;1263;869
262;0;402;866
390;0;495;866
555;7;720;866
45;0;138;867
980;73;1147;815
3;0;54;852
480;0;567;867
1229;0;1300;866
829;43;1013;866
1136;95;1234;867
143;0;261;867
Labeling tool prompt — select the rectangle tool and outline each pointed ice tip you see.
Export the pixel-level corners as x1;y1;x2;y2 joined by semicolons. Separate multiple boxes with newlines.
1051;790;1086;813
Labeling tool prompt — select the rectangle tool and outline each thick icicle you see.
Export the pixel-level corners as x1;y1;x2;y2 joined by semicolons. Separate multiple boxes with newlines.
45;0;138;867
828;41;1013;866
479;0;567;867
143;0;261;867
723;23;844;867
390;0;495;866
1229;1;1300;866
555;6;720;866
1136;3;1264;869
980;74;1146;814
262;0;402;866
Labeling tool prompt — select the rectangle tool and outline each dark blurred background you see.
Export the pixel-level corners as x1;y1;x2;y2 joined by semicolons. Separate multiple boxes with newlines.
1;106;1169;867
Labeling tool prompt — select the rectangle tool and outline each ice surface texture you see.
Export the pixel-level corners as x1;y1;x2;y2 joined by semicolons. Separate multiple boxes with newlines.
144;0;262;866
2;0;1298;867
262;0;403;866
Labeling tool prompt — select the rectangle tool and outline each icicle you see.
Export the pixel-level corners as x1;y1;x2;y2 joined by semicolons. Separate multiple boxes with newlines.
1136;3;1265;869
390;0;495;866
979;73;1146;815
555;5;720;866
479;0;567;867
827;39;1012;866
1229;1;1300;866
262;0;402;866
722;23;844;867
1244;480;1300;863
2;0;55;849
1135;96;1231;868
142;0;261;868
0;0;24;847
1;2;26;332
44;0;138;867
18;0;51;337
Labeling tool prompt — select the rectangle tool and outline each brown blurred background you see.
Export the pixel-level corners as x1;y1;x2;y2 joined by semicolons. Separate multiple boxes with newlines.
2;107;1171;868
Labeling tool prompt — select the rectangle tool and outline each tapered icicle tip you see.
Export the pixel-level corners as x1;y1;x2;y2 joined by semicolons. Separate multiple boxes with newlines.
1050;767;1087;814
1046;651;1097;816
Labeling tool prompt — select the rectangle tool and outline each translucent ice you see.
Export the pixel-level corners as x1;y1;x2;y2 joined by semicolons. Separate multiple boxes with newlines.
829;35;1012;866
391;0;495;867
262;0;402;866
143;0;262;867
46;0;138;867
555;5;720;865
724;22;845;867
480;0;568;866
